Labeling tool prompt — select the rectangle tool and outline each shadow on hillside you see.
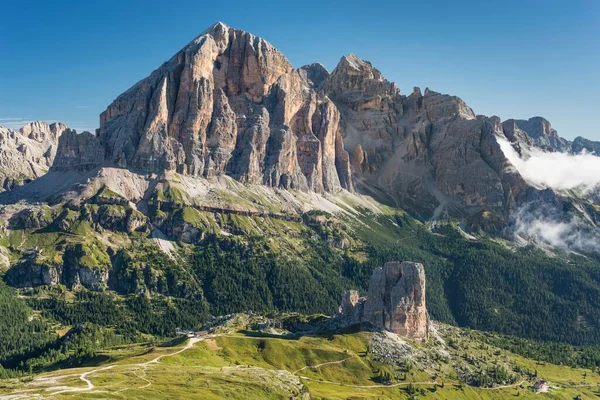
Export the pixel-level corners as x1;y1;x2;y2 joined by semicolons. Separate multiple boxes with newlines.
159;336;189;347
0;169;101;205
236;323;367;341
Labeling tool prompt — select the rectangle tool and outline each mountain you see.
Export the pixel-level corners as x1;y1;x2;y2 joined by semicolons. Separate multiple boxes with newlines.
37;23;597;226
2;22;600;386
573;135;600;154
0;121;68;191
65;22;352;193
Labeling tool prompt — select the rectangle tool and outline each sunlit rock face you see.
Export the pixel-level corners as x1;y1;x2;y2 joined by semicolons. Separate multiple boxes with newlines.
94;22;353;193
0;122;68;191
20;23;594;224
339;261;429;342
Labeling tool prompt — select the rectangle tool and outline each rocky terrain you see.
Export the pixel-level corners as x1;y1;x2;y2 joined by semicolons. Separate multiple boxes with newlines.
0;121;67;191
2;23;598;227
75;22;354;194
1;22;600;375
338;261;429;341
572;135;600;154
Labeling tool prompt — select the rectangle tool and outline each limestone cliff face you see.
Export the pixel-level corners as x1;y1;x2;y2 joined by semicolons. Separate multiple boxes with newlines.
51;130;104;171
362;261;429;341
321;55;545;219
339;261;429;341
23;24;594;222
502;117;571;152
0;122;67;191
94;22;353;193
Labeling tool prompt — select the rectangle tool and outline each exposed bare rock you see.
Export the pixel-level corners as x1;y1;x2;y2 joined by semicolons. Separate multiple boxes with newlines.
321;54;535;219
323;54;399;105
362;261;429;341
204;89;238;175
572;136;600;155
340;289;360;314
298;63;329;89
0;121;68;191
51;129;104;171
5;24;592;227
95;22;353;193
5;258;61;288
339;261;429;341
502;117;571;152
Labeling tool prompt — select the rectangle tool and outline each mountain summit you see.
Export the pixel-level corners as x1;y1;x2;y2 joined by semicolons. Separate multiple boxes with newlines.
0;121;68;191
67;22;353;193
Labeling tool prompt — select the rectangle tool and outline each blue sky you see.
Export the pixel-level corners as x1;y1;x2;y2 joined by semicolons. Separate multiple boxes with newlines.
1;0;599;140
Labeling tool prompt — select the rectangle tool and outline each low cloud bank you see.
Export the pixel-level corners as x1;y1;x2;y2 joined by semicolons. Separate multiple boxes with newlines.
497;137;600;193
511;204;600;253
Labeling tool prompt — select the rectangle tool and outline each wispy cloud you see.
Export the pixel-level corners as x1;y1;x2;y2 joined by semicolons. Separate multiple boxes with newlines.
0;117;29;121
511;203;600;253
497;136;600;193
0;117;33;130
497;136;600;253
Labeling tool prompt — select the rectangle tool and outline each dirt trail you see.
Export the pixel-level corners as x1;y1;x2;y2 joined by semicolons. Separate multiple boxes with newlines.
299;376;437;388
139;337;201;367
127;337;203;390
0;338;202;399
47;365;114;396
480;380;526;390
293;357;353;374
299;376;529;391
0;336;532;398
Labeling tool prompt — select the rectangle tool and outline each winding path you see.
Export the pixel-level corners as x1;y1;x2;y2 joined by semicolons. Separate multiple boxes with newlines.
47;365;114;397
293;357;353;374
0;336;535;398
0;337;203;399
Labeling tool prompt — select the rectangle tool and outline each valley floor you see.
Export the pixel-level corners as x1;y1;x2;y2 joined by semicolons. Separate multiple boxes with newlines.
1;326;599;400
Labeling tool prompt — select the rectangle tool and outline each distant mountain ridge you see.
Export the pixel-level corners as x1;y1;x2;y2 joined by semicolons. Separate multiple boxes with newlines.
0;121;68;191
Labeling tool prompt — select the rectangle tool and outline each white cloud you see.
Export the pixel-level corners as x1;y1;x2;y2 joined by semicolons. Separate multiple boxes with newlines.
497;136;600;193
512;204;600;253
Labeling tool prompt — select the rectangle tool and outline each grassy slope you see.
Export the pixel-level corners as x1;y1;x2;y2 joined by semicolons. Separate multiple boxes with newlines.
2;323;600;399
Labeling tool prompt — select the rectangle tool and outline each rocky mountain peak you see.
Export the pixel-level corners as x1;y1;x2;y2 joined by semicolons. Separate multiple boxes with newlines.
0;121;68;192
18;121;67;142
324;54;398;100
298;63;329;89
501;116;570;152
87;23;354;193
572;136;600;155
9;24;591;225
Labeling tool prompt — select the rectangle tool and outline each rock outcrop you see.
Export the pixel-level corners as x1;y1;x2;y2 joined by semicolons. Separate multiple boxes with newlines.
502;117;571;152
318;53;595;220
320;55;537;219
51;129;104;171
572;136;600;155
339;261;429;341
91;22;353;193
0;121;67;191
